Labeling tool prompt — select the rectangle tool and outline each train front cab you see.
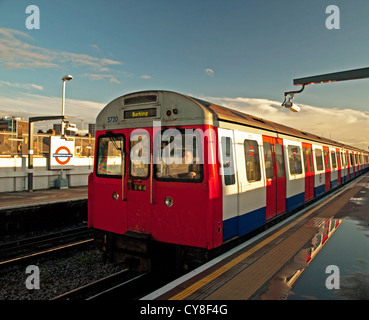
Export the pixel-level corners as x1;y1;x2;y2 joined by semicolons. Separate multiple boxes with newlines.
88;91;224;271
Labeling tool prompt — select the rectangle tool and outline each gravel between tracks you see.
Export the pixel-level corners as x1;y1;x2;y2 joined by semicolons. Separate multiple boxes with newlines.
0;247;122;300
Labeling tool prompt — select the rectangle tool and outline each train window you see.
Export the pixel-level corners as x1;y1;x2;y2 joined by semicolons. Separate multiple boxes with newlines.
96;134;125;177
221;137;236;185
315;149;324;171
263;142;274;179
154;129;202;182
350;153;354;166
275;143;285;177
331;151;337;169
323;149;330;170
336;151;340;168
302;147;308;173
306;148;314;172
288;146;302;175
130;132;150;179
244;140;261;182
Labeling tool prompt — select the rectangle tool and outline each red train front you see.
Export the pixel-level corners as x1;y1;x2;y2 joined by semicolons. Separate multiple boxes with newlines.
88;91;223;271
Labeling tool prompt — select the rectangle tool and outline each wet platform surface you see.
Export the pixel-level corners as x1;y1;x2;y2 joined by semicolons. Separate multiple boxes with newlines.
0;187;88;211
143;173;369;300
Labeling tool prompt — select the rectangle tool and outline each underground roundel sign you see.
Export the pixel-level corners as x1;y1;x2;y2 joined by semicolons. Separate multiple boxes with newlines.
54;146;73;165
50;136;75;169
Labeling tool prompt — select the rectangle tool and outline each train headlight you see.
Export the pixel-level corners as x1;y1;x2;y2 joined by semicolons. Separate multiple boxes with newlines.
164;196;173;207
112;192;119;201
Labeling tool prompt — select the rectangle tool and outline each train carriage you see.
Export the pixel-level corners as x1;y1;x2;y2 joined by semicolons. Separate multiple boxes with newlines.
88;90;369;271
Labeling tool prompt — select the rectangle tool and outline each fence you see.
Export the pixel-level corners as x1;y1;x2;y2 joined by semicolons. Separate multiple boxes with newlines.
0;132;95;192
0;132;95;157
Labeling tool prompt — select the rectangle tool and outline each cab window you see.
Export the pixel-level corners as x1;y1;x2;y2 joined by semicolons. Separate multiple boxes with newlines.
96;134;125;177
154;129;203;182
130;132;150;179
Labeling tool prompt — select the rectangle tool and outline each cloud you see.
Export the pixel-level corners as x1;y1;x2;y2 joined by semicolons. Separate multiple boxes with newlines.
205;68;215;77
140;75;152;79
0;28;122;72
0;92;103;124
109;77;121;84
202;96;369;151
89;44;100;51
0;80;43;91
1;87;368;152
81;73;121;84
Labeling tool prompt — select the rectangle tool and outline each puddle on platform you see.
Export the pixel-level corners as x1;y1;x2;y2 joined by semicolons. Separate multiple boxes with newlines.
260;216;369;300
260;217;344;300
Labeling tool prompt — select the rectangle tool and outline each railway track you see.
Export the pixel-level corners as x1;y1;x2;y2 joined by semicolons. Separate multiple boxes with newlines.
52;269;150;300
0;226;94;267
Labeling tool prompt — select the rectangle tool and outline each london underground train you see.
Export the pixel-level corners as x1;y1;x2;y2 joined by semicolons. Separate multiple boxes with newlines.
88;90;369;271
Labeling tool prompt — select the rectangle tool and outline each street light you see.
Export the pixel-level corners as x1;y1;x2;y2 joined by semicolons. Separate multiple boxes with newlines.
61;75;73;137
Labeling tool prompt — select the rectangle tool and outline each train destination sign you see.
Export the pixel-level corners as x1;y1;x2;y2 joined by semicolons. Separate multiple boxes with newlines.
124;108;157;119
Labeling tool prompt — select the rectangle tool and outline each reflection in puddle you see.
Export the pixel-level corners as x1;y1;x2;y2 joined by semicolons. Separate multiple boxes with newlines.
336;271;369;300
349;197;369;206
288;218;369;300
260;218;343;300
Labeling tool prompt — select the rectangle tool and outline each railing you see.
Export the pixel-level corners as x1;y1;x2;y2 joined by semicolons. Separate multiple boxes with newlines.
0;132;95;157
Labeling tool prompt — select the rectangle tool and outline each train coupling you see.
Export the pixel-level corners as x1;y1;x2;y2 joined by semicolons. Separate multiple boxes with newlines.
113;231;151;273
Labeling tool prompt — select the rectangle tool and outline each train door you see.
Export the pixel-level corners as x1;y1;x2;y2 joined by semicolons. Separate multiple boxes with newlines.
336;148;341;185
126;129;152;233
262;136;286;220
218;128;238;238
323;146;331;191
350;152;355;178
346;151;351;180
302;143;314;201
353;153;357;177
93;132;128;235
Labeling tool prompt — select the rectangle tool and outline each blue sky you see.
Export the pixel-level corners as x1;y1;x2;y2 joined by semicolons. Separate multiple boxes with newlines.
1;0;369;148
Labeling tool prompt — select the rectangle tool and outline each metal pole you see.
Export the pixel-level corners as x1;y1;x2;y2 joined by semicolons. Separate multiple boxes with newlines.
61;80;66;137
28;121;34;192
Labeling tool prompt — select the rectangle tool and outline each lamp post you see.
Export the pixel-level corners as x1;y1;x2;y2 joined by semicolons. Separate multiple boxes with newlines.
61;75;73;137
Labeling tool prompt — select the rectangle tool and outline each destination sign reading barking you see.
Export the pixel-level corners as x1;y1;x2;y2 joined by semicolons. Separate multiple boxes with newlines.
124;108;156;119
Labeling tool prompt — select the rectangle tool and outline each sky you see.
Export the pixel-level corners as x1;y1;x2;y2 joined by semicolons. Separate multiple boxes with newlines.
1;0;369;149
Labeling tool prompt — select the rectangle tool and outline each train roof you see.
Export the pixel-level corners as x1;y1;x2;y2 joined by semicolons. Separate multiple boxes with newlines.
96;90;367;153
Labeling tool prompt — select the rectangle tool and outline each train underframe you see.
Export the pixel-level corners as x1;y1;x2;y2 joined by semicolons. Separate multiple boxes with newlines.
94;229;210;274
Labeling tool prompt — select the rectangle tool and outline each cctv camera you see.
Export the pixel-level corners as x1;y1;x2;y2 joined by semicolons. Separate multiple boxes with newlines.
284;101;300;112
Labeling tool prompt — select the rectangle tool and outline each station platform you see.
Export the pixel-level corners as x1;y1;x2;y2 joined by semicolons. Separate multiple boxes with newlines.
0;186;88;211
142;173;369;300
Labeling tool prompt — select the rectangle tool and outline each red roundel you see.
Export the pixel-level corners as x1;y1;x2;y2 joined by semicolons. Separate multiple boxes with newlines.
54;146;72;165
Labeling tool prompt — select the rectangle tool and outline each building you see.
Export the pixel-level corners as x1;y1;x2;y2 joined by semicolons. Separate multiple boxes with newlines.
0;116;28;136
88;123;96;137
53;123;76;136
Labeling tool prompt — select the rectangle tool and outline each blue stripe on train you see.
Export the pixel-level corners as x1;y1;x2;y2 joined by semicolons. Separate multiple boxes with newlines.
314;184;325;198
286;192;305;212
223;207;266;241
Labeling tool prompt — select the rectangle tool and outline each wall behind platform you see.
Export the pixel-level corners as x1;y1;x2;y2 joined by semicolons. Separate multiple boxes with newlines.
0;156;93;192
